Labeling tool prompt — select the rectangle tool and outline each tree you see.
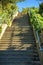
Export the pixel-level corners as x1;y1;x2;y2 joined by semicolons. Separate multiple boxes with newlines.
30;7;39;13
39;3;43;16
0;0;25;10
0;0;25;26
22;8;29;14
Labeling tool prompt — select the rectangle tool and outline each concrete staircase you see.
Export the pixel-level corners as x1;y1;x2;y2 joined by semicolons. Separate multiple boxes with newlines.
0;14;40;65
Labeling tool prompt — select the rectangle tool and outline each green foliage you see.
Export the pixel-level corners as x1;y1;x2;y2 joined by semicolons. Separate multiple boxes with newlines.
30;9;43;31
36;14;43;28
30;7;39;13
0;0;18;26
0;0;25;25
0;0;25;7
6;18;12;27
6;3;18;15
22;8;29;14
39;3;43;16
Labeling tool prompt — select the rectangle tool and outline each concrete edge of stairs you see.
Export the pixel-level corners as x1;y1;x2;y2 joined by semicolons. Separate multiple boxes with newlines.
0;24;7;39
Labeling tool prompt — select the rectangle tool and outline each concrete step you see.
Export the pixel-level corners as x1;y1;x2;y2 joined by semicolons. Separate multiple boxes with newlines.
0;62;40;65
0;52;38;57
0;50;37;55
6;26;32;31
12;41;35;44
0;55;36;59
0;47;37;51
13;30;33;34
0;60;40;63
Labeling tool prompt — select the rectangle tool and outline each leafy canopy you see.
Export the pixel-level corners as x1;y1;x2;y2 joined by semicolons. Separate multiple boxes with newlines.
39;3;43;16
0;0;25;26
22;8;29;14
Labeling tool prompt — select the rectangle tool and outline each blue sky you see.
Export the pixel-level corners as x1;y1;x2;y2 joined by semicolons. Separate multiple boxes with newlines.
17;0;40;12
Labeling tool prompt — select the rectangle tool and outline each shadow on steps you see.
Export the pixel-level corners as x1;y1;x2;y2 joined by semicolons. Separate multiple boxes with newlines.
0;43;40;65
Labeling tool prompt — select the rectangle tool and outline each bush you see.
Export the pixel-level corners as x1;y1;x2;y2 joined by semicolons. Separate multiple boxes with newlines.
0;0;20;27
30;9;43;31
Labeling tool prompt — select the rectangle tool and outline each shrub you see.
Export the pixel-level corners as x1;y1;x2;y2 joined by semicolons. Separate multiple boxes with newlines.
30;9;43;31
